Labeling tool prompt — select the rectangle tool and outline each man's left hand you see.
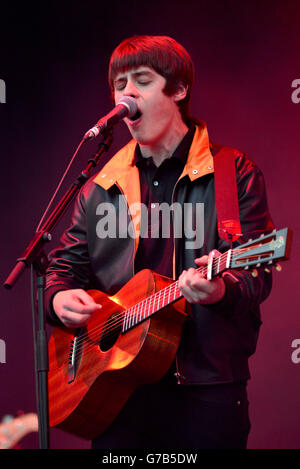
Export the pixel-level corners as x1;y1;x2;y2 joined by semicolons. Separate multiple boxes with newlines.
178;250;226;304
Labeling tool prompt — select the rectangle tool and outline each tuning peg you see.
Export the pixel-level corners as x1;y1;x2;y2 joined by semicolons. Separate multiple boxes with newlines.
251;269;258;278
264;267;271;273
275;263;282;272
256;263;261;267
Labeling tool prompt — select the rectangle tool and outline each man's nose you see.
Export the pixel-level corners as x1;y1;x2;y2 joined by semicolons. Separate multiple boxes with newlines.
123;80;139;98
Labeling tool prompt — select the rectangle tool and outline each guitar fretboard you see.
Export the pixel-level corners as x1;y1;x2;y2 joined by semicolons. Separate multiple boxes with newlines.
122;251;231;333
122;278;182;333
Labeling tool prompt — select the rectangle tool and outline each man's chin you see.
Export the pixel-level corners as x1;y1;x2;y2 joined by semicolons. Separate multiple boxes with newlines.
127;128;146;144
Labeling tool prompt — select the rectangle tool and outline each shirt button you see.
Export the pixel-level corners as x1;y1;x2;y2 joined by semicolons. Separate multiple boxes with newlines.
153;180;159;186
192;169;198;174
151;203;156;208
208;165;213;170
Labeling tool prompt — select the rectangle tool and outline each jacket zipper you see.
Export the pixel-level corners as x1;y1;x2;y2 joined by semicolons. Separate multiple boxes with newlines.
115;182;136;279
116;179;186;385
170;178;186;385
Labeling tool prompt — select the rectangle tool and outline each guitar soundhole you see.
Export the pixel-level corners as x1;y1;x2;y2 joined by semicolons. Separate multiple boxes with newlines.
99;313;122;352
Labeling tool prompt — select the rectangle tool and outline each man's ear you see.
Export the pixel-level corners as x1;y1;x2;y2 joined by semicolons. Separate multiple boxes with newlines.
173;83;188;102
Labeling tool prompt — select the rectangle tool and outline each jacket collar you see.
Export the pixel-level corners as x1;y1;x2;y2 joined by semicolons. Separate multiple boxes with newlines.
93;120;214;191
93;120;214;267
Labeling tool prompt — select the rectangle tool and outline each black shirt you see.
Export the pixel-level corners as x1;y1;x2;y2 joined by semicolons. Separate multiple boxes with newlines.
134;124;196;278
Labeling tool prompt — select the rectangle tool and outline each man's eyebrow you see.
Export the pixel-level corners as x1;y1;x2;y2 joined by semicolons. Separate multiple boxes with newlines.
131;70;154;78
114;76;126;84
114;70;154;83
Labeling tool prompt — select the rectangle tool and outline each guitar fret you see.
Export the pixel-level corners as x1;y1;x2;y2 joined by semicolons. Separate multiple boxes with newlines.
138;301;141;322
123;310;128;332
163;286;166;309
157;290;161;311
176;282;180;300
129;308;132;329
125;309;129;331
226;249;232;268
132;304;137;328
122;312;125;332
129;306;133;329
159;289;162;310
129;307;133;330
143;299;148;319
124;310;128;331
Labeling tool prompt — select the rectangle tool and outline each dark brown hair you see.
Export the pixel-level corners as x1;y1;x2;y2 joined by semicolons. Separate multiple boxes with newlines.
108;35;194;122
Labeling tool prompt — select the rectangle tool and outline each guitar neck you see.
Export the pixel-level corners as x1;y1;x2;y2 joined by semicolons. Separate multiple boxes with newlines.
121;226;292;334
122;250;232;333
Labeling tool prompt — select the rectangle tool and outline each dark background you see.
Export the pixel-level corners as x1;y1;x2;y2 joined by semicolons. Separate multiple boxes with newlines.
0;0;299;449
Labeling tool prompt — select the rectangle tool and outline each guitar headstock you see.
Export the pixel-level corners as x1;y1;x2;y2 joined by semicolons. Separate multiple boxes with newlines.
230;228;292;273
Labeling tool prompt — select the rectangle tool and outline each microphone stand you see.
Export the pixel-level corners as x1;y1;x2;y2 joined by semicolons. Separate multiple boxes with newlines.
4;129;113;449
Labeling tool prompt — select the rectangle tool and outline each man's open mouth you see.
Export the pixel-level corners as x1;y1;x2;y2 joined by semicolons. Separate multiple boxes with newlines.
129;110;142;122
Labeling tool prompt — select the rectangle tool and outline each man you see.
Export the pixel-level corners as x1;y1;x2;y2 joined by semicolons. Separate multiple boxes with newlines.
45;35;274;449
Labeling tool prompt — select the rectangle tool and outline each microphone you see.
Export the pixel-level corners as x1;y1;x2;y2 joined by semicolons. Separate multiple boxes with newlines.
84;96;137;141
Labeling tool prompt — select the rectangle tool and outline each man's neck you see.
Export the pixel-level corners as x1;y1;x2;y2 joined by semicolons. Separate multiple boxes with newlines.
139;120;189;167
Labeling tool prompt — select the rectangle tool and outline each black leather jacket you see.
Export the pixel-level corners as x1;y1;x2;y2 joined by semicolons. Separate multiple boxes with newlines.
45;122;274;385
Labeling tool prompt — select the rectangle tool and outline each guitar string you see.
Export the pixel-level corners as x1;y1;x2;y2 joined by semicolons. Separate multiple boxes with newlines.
69;259;224;359
70;249;252;357
70;264;206;355
69;244;267;360
70;249;267;361
70;251;232;348
69;246;257;352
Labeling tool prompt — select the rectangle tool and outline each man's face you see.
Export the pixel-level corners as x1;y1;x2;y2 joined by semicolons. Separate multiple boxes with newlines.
113;66;183;146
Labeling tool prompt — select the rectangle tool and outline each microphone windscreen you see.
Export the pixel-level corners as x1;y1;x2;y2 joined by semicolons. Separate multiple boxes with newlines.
117;96;137;118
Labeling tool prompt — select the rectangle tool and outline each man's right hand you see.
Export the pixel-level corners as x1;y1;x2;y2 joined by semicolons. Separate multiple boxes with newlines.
52;289;102;328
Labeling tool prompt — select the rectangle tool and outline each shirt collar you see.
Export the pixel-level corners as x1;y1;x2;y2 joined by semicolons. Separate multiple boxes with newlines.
133;123;196;167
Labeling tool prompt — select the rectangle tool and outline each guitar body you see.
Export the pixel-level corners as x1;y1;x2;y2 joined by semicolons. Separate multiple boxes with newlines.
48;227;292;440
48;269;187;440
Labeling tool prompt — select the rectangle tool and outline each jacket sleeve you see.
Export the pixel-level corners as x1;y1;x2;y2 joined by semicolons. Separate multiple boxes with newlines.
212;153;275;319
45;188;93;326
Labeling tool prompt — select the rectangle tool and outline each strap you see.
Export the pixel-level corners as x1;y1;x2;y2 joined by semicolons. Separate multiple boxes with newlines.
212;146;242;243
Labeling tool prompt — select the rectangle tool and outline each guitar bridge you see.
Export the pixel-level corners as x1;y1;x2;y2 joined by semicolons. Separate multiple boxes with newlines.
68;329;83;384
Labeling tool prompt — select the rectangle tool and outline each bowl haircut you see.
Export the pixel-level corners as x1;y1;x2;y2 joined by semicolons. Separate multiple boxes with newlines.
108;35;195;122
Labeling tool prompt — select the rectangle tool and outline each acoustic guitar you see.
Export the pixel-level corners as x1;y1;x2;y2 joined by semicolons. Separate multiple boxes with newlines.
48;228;292;439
